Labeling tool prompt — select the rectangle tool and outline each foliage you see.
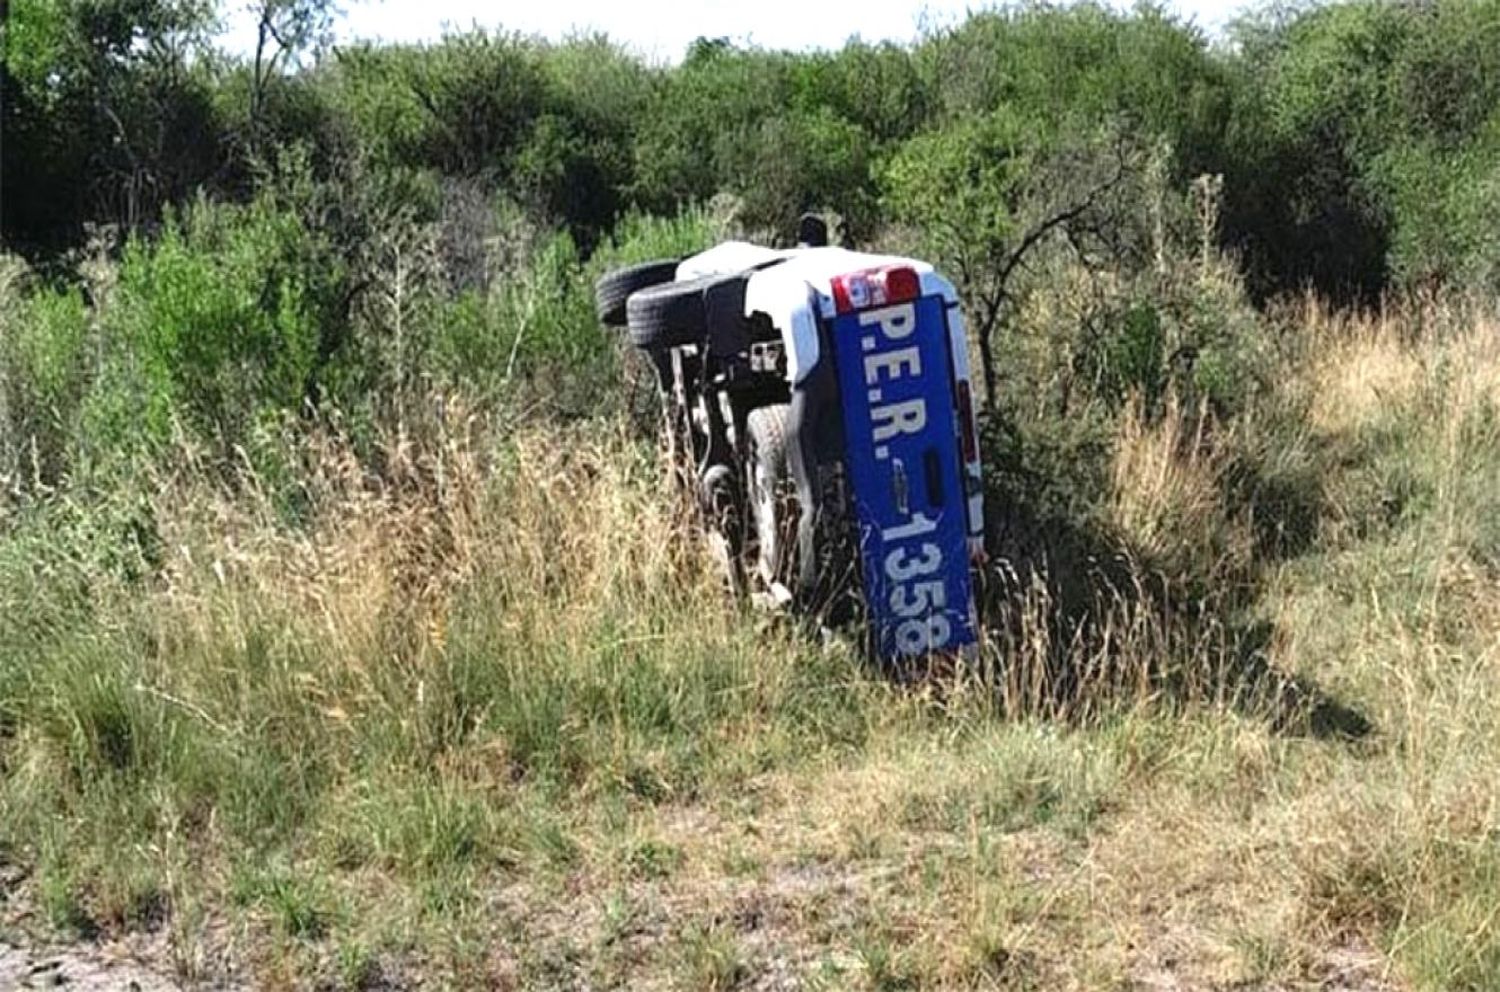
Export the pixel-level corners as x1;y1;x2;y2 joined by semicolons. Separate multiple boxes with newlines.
7;3;1500;986
7;0;1498;303
2;0;221;250
5;299;1500;987
0;262;92;485
80;200;322;462
1226;0;1500;298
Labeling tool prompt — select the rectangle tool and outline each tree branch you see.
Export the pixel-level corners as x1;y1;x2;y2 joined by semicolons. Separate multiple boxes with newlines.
971;136;1132;410
997;139;1130;293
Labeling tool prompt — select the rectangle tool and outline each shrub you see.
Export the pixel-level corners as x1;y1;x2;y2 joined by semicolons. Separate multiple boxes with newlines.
440;206;724;411
84;198;332;463
429;229;599;405
1231;0;1500;298
719;107;874;240
1;262;91;487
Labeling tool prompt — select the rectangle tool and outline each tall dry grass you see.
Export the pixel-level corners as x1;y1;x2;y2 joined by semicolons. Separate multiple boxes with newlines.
4;299;1500;988
948;298;1500;987
0;397;890;981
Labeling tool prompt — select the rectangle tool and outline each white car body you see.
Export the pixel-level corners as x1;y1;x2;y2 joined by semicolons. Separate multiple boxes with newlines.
676;241;985;557
676;242;964;387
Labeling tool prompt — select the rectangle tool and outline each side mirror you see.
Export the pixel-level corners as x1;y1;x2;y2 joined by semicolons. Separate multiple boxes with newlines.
796;213;828;248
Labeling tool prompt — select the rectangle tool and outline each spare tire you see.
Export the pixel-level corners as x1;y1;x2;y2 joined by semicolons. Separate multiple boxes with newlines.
595;259;680;327
627;274;721;350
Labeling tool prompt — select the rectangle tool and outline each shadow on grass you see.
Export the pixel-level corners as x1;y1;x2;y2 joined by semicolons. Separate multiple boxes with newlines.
1221;620;1372;741
975;490;1372;743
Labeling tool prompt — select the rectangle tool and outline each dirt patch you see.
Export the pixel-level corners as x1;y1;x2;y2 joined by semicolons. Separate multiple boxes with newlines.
0;939;241;992
1;884;247;992
1315;941;1404;992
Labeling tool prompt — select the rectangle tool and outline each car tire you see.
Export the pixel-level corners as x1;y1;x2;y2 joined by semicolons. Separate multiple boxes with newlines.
745;404;800;592
626;275;726;350
594;259;680;327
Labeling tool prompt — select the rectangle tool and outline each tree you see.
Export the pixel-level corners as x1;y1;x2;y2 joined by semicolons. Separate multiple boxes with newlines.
246;0;340;156
2;0;217;249
883;113;1138;408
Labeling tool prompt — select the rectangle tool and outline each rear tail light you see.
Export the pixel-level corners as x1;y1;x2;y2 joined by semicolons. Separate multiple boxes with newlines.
956;380;978;464
883;267;920;303
832;266;922;314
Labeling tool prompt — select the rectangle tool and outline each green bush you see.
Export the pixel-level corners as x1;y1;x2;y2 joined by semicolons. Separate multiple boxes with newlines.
425;206;723;413
630;44;790;216
594;205;723;268
1231;0;1500;297
1;269;91;486
427;231;599;401
1376;122;1500;292
329;31;644;242
789;42;930;146
720;107;875;239
85;198;331;461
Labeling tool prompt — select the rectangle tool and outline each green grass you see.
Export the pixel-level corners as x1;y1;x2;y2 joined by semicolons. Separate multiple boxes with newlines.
4;303;1500;988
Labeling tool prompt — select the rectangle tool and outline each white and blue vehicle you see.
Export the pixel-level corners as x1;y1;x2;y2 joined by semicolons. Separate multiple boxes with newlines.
595;225;985;664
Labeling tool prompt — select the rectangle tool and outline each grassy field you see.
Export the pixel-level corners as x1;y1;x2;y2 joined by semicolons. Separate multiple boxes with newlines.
4;298;1500;990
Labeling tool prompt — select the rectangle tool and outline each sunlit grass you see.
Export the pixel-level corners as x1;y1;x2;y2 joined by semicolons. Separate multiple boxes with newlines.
4;300;1500;988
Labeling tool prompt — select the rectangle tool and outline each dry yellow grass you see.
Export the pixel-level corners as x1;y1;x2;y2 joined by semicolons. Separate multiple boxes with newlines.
6;300;1500;990
1108;392;1255;586
1301;300;1426;435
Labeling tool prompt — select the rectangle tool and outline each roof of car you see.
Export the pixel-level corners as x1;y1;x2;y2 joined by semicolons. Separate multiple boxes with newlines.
676;242;956;315
674;241;959;385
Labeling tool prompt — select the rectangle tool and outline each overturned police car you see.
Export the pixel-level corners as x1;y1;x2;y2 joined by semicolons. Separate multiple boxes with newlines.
595;232;985;665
